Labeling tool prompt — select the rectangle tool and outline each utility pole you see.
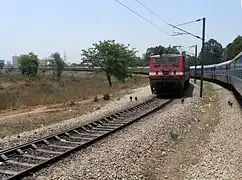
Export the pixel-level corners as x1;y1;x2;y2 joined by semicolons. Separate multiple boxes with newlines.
194;44;197;84
169;17;206;97
200;18;206;98
64;50;67;62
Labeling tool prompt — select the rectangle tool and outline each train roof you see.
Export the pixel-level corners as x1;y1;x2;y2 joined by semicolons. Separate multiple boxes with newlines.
204;64;216;68
150;54;182;58
233;51;242;60
189;65;201;69
215;60;233;67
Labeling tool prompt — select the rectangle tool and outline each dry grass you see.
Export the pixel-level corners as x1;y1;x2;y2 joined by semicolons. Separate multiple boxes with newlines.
0;71;149;138
0;71;148;111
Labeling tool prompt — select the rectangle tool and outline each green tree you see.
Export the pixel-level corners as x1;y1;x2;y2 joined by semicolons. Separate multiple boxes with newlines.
19;52;39;77
81;40;137;87
144;45;180;64
226;35;242;60
0;60;4;70
199;39;223;65
165;46;180;54
49;52;65;82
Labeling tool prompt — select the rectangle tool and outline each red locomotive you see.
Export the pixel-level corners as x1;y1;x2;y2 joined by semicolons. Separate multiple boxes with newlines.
149;54;190;96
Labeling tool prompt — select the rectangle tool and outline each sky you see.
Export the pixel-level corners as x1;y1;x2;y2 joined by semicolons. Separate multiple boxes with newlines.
0;0;242;63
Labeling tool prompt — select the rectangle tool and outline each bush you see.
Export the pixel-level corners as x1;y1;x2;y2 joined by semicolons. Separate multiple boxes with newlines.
103;94;110;100
94;96;99;102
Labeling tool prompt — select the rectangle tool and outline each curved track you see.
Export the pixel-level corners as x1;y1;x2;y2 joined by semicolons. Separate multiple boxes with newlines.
0;97;174;180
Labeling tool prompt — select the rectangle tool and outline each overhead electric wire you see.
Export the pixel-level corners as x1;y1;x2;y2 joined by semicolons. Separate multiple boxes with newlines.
113;0;207;42
133;0;202;39
113;0;171;36
134;0;170;25
176;19;202;27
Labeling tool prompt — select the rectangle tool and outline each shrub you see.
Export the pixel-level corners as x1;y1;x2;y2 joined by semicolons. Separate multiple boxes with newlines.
103;94;110;100
94;96;99;102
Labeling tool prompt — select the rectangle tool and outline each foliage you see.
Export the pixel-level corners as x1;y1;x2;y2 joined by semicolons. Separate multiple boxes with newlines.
199;39;223;65
185;54;200;66
19;52;39;77
143;45;180;65
226;35;242;60
81;40;138;87
0;61;4;70
103;94;110;100
49;52;65;82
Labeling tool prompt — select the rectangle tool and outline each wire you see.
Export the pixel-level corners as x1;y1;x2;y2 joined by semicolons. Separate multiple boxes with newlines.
134;0;170;25
133;0;203;39
176;19;202;27
113;0;171;36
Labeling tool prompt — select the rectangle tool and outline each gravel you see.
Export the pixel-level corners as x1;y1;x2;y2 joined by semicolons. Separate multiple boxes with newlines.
0;86;154;150
23;85;202;180
184;83;242;179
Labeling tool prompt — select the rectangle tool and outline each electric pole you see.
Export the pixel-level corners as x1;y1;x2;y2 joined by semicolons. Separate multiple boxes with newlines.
64;50;67;62
200;18;206;98
194;44;197;84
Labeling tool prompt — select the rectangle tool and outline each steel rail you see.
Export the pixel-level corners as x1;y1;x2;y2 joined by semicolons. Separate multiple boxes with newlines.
0;97;174;180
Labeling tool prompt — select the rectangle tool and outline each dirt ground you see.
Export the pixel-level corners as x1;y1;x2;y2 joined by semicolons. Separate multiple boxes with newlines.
0;72;149;138
141;81;221;179
157;82;220;179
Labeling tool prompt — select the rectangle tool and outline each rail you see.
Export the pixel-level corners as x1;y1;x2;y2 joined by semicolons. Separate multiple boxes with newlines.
0;97;174;180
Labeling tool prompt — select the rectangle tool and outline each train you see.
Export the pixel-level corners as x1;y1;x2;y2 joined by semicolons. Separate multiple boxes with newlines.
148;54;190;96
132;51;242;98
190;51;242;95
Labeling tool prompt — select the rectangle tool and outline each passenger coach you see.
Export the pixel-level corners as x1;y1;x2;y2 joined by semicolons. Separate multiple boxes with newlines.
189;51;242;96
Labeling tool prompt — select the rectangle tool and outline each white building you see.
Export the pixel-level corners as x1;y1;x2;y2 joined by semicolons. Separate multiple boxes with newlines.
12;55;19;68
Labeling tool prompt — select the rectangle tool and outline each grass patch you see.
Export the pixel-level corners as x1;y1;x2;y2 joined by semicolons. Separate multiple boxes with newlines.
203;82;218;103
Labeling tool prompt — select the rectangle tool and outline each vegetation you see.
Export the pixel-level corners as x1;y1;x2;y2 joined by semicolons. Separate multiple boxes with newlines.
200;39;223;65
19;52;39;77
226;35;242;60
141;45;180;66
0;73;148;110
49;52;66;82
141;35;242;66
81;40;138;87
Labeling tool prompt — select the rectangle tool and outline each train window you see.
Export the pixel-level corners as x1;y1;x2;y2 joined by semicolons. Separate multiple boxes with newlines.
153;56;179;65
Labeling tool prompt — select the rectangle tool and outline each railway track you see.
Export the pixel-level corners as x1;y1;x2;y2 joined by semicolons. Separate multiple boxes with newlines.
0;97;174;180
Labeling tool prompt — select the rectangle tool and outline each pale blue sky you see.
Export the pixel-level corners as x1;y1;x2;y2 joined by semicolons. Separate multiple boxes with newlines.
0;0;241;63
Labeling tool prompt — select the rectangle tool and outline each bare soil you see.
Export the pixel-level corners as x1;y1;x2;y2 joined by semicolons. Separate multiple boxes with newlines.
157;83;220;179
0;72;149;138
141;82;221;180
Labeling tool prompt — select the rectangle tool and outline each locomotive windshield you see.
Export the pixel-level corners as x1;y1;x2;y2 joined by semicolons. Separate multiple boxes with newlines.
153;55;179;65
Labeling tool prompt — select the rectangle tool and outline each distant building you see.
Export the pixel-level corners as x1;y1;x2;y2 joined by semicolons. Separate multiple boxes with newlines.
12;55;19;68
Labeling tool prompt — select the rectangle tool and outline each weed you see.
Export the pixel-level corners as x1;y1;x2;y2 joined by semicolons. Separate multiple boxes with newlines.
103;94;110;100
94;96;99;102
69;101;75;106
170;130;178;141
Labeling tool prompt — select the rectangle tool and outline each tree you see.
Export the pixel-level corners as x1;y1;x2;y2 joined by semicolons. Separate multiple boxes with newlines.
81;40;138;87
49;52;65;82
145;45;180;63
165;46;180;54
199;39;223;65
0;60;4;70
226;35;242;60
19;52;39;77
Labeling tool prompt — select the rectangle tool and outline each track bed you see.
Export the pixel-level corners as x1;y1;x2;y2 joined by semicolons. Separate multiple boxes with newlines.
0;97;173;180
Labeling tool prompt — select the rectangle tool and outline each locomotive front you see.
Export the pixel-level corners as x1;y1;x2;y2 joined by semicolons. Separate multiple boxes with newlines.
149;54;189;95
